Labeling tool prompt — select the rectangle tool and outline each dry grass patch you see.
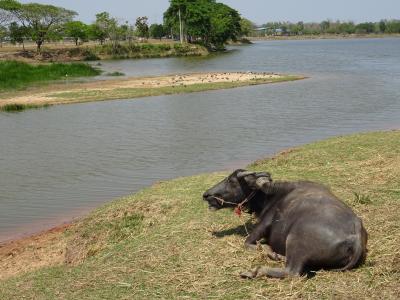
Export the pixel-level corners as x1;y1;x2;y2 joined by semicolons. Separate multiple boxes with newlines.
0;225;67;281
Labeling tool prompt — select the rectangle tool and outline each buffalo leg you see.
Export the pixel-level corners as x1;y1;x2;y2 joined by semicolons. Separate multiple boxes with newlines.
244;214;273;247
245;243;284;262
240;259;304;279
241;265;302;279
241;236;307;279
267;250;285;262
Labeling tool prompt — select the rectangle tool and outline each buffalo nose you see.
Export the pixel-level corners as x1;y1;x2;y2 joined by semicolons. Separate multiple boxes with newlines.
203;191;210;199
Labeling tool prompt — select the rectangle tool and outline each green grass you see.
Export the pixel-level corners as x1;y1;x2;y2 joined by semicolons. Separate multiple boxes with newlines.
105;71;125;76
1;131;399;299
48;75;303;104
0;103;51;112
0;61;101;92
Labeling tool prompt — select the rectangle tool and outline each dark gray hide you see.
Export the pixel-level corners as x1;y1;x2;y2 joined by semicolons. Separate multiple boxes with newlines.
202;169;368;278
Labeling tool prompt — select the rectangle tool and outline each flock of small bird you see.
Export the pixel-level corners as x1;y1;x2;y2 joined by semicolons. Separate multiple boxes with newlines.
160;71;277;87
113;71;280;90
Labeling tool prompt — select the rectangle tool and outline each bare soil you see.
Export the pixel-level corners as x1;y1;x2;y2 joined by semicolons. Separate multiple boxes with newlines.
0;224;69;280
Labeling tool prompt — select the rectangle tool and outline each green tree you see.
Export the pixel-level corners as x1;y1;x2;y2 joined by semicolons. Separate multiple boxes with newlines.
280;23;288;35
149;23;164;40
164;0;191;43
120;22;135;44
385;20;400;33
108;20;124;49
297;21;304;33
320;20;330;33
0;0;18;26
88;23;106;44
135;16;149;39
208;2;241;48
89;12;116;45
379;20;387;33
164;0;240;49
0;25;6;47
239;18;253;37
288;23;300;35
164;0;217;44
89;11;121;46
119;22;130;41
0;7;11;26
65;21;88;45
355;22;375;34
2;1;77;52
302;22;321;35
8;21;28;49
338;22;355;34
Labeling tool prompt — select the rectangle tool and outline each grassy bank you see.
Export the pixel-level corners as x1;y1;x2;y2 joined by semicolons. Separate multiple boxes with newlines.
0;42;209;63
91;42;208;60
1;130;399;299
0;61;100;92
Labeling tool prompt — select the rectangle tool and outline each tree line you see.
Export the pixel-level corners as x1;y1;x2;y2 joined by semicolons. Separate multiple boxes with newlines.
3;0;397;53
0;0;246;52
256;20;400;36
0;0;168;51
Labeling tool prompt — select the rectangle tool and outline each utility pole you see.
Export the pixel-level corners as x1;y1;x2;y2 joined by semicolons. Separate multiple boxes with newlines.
178;7;183;44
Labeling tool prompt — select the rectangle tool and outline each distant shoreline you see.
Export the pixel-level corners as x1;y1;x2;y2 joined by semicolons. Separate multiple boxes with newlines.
0;41;209;63
250;33;400;41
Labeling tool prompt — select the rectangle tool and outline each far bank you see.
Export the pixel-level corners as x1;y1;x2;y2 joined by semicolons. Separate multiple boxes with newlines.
0;41;209;63
250;33;400;41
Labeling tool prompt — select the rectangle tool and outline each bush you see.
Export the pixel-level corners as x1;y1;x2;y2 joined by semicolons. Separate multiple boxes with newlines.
82;49;100;61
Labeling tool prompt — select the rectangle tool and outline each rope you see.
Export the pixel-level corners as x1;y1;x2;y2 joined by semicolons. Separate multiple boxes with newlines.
212;190;257;209
211;191;257;236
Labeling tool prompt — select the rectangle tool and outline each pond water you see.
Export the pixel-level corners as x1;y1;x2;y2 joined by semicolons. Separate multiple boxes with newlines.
1;38;400;242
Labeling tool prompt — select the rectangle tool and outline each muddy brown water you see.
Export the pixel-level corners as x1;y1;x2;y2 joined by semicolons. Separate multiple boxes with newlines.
1;38;400;242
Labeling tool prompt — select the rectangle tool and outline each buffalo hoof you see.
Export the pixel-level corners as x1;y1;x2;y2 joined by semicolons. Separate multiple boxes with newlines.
244;243;257;251
240;269;257;279
267;252;285;262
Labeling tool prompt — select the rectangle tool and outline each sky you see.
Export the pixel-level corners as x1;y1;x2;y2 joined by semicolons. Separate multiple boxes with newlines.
19;0;400;25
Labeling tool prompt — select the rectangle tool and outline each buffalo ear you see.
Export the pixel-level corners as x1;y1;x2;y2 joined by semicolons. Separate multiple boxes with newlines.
237;171;256;178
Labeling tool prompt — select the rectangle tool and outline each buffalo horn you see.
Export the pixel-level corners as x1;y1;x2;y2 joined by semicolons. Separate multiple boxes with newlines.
237;171;256;178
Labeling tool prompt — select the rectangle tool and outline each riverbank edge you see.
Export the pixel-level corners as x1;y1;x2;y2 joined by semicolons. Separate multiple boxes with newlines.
0;73;306;112
249;33;400;41
0;42;210;63
0;130;399;290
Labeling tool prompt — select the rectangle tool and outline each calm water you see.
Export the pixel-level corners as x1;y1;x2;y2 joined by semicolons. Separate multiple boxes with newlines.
1;39;400;242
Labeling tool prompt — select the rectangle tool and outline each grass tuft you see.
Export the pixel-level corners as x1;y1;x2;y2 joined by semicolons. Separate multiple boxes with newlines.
106;71;125;76
353;192;373;205
0;60;101;92
0;103;51;112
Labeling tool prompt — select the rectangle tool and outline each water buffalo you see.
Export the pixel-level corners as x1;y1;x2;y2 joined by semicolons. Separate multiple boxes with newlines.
203;169;368;278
